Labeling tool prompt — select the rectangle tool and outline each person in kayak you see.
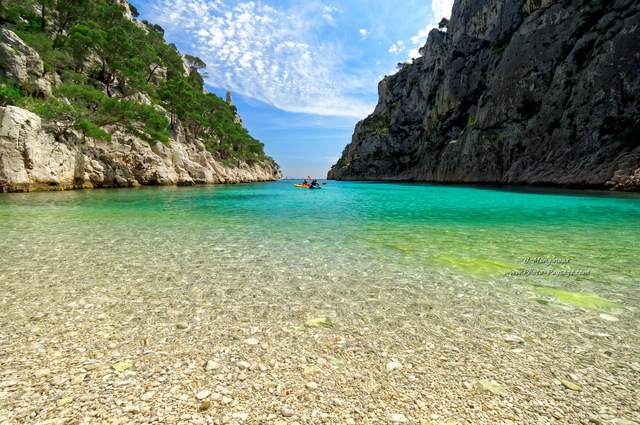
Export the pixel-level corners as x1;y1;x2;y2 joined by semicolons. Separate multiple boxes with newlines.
309;180;321;189
301;179;308;185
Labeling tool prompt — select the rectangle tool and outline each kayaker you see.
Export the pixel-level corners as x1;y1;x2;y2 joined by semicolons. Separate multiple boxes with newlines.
301;179;308;185
309;180;321;189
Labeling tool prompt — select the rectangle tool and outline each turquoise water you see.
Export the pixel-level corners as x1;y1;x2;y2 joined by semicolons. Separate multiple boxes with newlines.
1;180;639;425
0;181;640;302
1;180;638;311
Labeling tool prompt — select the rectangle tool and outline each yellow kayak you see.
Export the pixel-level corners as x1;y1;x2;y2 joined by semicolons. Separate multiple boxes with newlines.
293;184;310;187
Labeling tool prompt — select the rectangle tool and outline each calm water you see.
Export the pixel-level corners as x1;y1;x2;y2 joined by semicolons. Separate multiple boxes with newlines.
2;180;639;425
1;180;639;311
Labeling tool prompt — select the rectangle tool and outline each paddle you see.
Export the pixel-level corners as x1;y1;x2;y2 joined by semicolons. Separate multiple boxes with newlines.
307;175;327;185
306;175;327;185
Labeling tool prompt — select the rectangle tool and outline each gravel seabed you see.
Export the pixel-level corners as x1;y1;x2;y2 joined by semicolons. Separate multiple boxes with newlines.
1;269;638;425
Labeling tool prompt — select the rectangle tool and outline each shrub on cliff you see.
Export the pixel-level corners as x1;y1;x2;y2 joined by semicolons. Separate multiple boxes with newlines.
23;81;170;143
0;0;274;166
0;79;23;106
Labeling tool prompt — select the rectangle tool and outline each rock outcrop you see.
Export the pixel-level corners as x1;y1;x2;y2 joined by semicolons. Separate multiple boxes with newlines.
328;0;640;191
226;91;244;127
0;105;280;192
0;28;53;99
0;20;280;192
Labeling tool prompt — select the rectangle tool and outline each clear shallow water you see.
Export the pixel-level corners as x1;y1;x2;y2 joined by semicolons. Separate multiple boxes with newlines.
2;181;639;425
0;180;638;310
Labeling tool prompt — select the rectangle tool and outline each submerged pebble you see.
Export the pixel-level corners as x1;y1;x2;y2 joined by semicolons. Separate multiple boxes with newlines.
0;183;638;425
195;390;211;400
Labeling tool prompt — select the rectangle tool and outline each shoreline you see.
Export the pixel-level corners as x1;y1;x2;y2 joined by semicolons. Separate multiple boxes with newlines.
0;178;278;194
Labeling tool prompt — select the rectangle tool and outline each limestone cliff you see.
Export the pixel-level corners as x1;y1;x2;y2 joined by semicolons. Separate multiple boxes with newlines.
0;28;52;99
0;1;281;192
328;0;640;191
0;105;280;192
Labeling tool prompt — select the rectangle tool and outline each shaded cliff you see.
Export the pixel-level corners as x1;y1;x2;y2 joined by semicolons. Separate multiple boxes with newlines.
0;1;281;192
328;0;640;191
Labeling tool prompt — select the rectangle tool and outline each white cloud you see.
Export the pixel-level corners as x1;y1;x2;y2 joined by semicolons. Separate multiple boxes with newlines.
406;0;454;59
322;5;342;24
359;28;369;40
150;0;372;118
388;41;406;54
431;0;454;22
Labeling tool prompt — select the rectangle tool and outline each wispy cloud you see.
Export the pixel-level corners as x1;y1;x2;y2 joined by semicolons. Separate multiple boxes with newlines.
322;5;342;25
147;0;373;118
388;41;405;54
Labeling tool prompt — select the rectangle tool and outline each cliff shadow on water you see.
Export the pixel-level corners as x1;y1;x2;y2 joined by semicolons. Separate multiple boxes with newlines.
328;0;640;192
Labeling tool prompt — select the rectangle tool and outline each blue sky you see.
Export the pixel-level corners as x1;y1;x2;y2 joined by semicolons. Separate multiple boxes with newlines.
129;0;454;179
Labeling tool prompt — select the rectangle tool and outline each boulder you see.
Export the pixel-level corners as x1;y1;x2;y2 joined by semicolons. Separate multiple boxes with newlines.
0;28;52;99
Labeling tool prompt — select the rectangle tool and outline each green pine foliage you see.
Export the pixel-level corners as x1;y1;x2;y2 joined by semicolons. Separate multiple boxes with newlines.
0;0;273;165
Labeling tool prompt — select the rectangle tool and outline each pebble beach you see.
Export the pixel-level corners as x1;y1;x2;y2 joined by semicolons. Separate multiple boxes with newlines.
1;271;638;425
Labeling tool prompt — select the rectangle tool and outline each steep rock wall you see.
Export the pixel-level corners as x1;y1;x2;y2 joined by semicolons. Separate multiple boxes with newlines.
329;0;640;191
0;28;53;99
0;106;280;192
0;23;281;192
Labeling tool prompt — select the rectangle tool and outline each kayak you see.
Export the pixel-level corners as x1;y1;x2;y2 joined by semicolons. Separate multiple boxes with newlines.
309;185;322;189
293;184;310;187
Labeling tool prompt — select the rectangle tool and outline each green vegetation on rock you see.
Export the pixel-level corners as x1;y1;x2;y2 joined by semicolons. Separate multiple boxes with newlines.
362;113;390;136
0;0;275;166
0;79;23;106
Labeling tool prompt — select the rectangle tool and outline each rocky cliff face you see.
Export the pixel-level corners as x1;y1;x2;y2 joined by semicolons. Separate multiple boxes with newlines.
0;28;53;99
0;105;280;192
0;26;280;192
328;0;640;191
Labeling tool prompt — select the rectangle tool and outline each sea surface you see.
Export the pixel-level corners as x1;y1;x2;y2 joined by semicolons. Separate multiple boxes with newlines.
1;180;638;312
0;181;640;309
2;180;640;423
